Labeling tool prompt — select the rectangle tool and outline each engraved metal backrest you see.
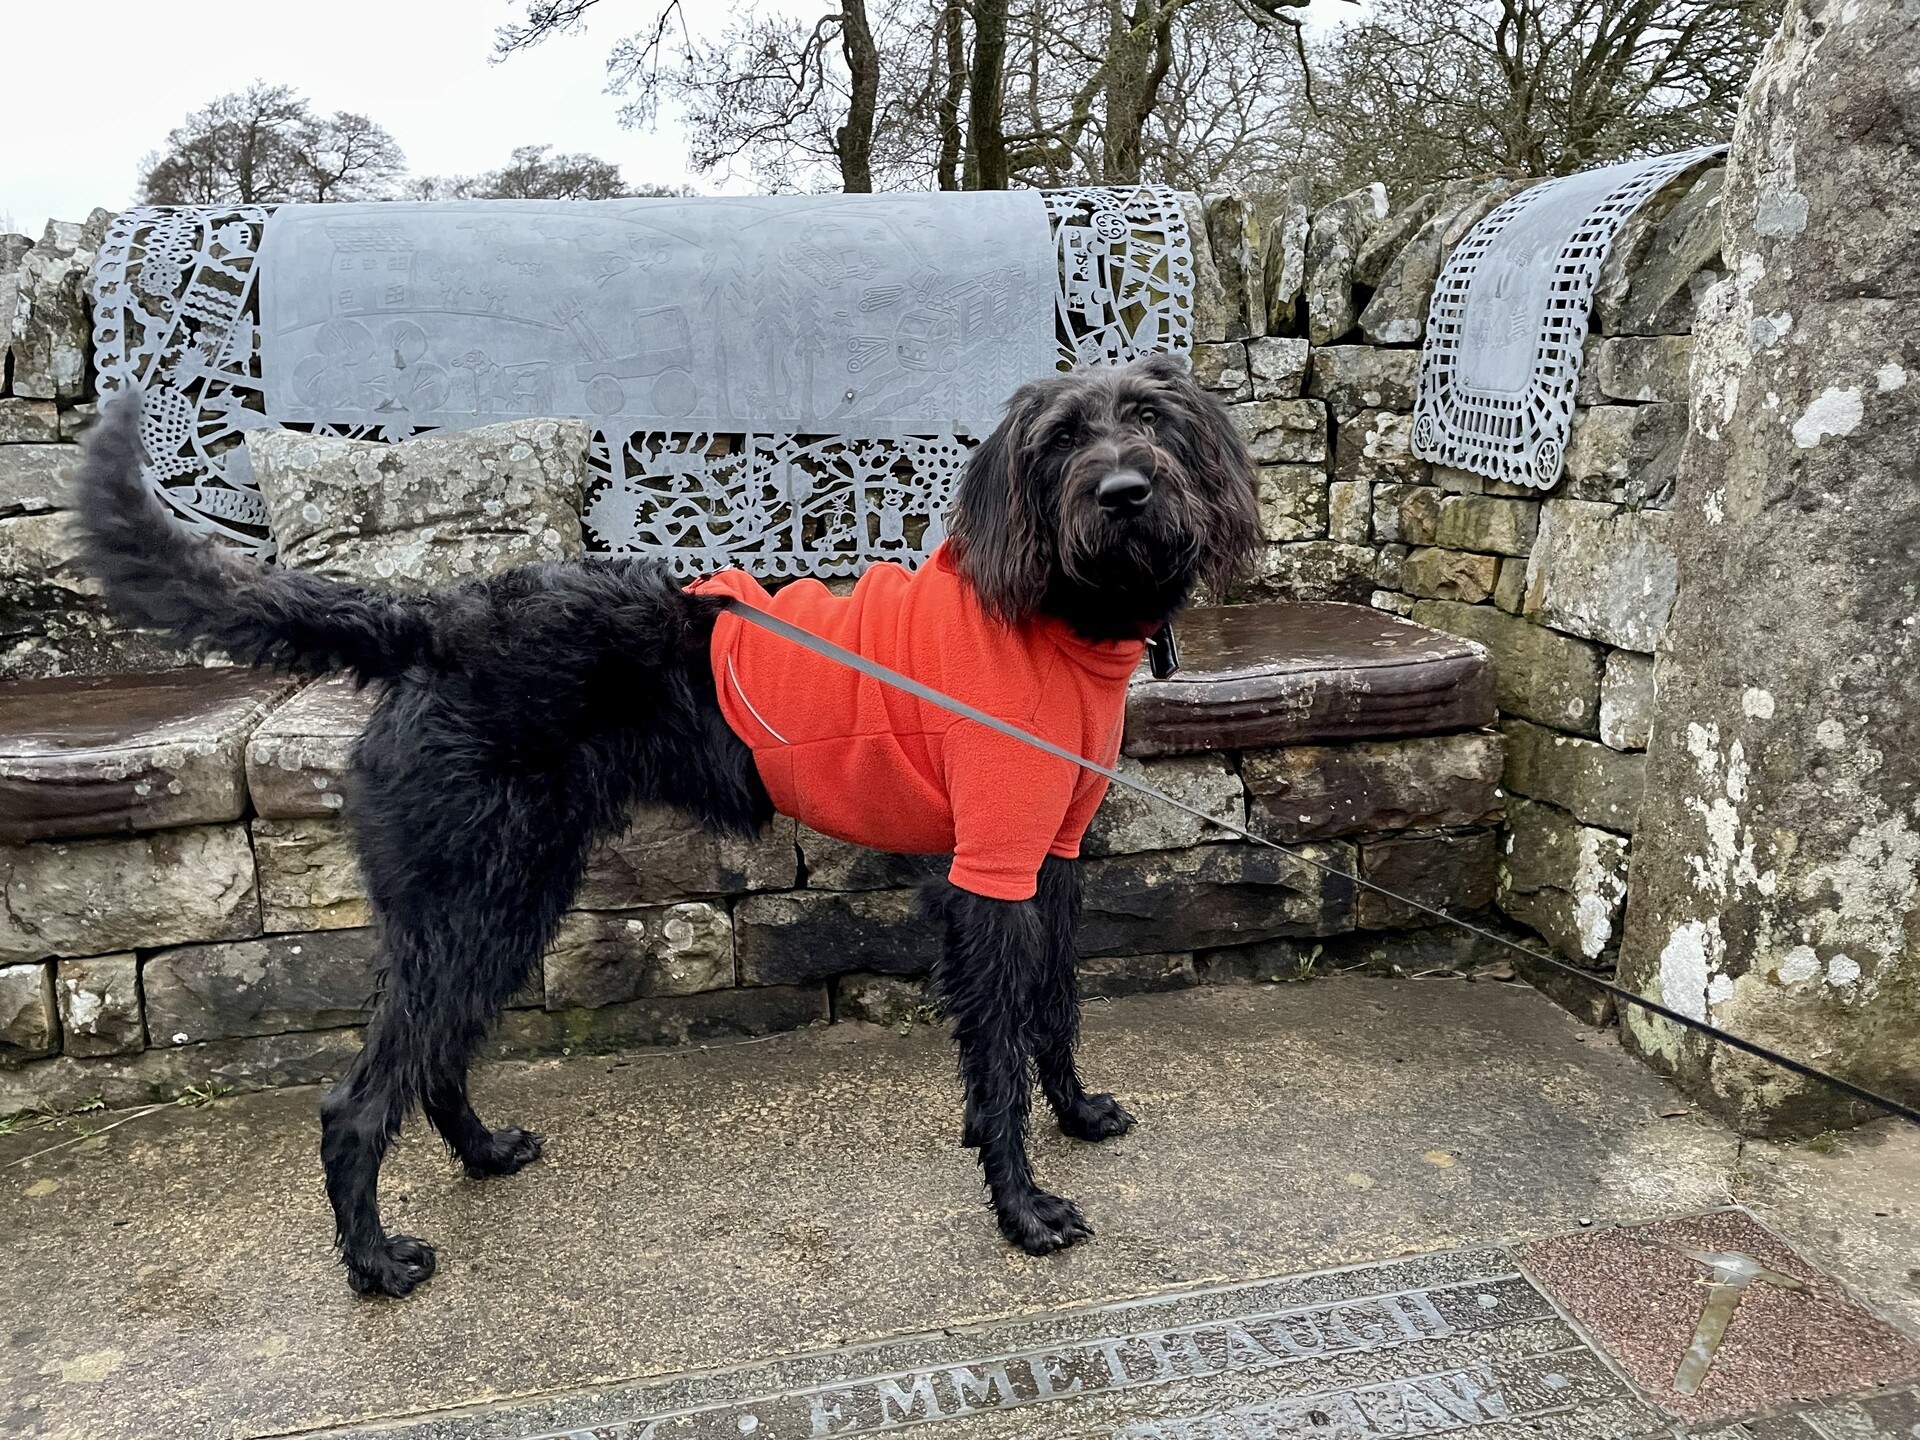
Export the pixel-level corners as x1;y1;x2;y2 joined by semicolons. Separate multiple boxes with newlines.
1411;147;1725;489
91;187;1194;575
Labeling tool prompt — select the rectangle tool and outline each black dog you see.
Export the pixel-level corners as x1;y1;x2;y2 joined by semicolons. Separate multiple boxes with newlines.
73;357;1260;1297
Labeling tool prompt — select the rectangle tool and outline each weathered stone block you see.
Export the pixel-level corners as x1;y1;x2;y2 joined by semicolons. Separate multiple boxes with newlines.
1179;193;1235;344
1357;830;1499;928
1247;337;1311;399
0;962;57;1062
245;674;375;819
1256;465;1327;542
1238;541;1380;604
1243;732;1504;842
1077;951;1199;999
59;403;97;442
0;399;61;446
1410;601;1604;735
0;824;260;963
1500;719;1644;833
735;889;930;986
1327;481;1371;544
1357;181;1517;346
797;829;946;891
1204;192;1259;340
1228;399;1327;465
1260;177;1310;333
1595;167;1723;336
1303;184;1387;346
54;953;143;1057
1078;842;1355;956
1400;547;1498;604
1082;754;1242;857
578;811;798;907
1353;187;1449;289
1600;651;1656;751
1597;336;1692;404
1199;921;1513;983
1308;347;1418;419
1493;558;1528;614
2;669;301;844
832;971;930;1027
0;443;75;519
1563;404;1687;506
0;1028;366;1116
490;984;827;1058
1433;496;1538;556
252;818;369;932
1524;500;1676;653
248;419;590;591
0;510;90;602
1371;483;1440;545
1369;590;1415;618
545;903;733;1009
1189;342;1250;401
9;245;93;400
1433;467;1537;499
143;927;380;1046
1498;796;1630;961
1335;411;1426;485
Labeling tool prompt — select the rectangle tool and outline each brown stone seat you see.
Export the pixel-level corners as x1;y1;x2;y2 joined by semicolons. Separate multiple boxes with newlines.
0;669;303;842
1124;602;1495;757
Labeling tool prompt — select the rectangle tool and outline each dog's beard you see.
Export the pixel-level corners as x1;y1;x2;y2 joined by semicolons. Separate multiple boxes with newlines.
1052;495;1203;636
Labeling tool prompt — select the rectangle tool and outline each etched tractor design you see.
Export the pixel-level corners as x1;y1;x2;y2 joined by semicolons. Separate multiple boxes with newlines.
555;300;701;418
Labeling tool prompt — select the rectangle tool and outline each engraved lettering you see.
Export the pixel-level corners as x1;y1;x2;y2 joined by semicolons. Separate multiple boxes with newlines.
1412;1367;1510;1423
943;1361;1019;1413
873;1374;945;1426
808;1389;859;1436
1025;1352;1083;1400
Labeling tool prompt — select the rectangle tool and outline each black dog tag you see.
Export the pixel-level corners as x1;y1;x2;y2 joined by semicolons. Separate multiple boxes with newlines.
1146;622;1181;679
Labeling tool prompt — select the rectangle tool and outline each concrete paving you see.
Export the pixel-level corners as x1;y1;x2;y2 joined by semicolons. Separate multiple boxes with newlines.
1;976;1913;1440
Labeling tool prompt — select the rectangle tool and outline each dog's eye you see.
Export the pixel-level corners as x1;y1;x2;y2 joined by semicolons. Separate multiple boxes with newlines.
1137;406;1158;428
1050;428;1078;450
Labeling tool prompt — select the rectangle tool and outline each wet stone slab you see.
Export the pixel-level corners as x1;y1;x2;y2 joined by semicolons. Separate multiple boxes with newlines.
313;1249;1664;1440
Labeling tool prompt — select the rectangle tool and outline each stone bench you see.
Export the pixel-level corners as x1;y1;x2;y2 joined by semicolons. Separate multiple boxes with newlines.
0;599;1501;1112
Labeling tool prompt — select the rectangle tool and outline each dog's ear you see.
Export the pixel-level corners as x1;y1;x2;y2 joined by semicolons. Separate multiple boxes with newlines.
947;380;1054;624
1173;369;1263;597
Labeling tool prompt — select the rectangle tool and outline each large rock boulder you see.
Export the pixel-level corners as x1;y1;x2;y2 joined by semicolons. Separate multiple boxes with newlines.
1617;0;1920;1133
247;419;590;590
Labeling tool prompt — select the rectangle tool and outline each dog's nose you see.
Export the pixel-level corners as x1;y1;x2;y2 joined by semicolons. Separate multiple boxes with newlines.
1096;470;1153;513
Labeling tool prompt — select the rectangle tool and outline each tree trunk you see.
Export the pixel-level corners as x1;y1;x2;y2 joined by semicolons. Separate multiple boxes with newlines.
936;0;966;191
964;0;1011;189
835;0;879;193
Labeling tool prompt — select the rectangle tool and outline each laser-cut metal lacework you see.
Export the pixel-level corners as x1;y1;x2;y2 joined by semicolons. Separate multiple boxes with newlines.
91;188;1194;575
1411;147;1725;490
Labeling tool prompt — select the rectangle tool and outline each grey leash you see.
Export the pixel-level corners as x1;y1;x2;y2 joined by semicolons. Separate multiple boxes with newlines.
721;597;1920;1129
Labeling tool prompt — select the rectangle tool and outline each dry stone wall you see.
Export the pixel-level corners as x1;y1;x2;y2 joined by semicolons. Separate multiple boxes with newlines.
0;175;1729;1108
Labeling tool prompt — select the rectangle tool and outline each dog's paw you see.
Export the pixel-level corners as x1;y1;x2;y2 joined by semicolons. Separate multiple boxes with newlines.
345;1233;438;1298
996;1189;1095;1256
462;1127;545;1179
1058;1092;1135;1142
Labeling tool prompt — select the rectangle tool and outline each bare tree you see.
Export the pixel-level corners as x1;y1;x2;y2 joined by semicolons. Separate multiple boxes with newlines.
1299;0;1781;198
139;83;406;205
410;145;689;200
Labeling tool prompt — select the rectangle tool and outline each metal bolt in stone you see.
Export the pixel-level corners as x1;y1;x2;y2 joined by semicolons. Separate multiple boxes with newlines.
1672;1248;1807;1396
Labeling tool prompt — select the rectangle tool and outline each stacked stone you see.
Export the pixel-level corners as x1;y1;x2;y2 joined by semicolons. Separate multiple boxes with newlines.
1189;167;1726;1010
2;211;188;679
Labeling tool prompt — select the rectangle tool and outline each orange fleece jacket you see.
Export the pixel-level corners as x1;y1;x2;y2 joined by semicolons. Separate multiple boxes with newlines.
689;544;1145;901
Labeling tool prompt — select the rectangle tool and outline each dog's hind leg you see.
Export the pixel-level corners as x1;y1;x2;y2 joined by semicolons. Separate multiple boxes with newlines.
924;878;1094;1255
1030;857;1135;1142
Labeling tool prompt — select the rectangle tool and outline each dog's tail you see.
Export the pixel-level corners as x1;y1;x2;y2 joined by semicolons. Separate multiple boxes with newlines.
72;396;435;679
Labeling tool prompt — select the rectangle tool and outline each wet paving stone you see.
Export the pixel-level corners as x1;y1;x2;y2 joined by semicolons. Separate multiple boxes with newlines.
314;1248;1667;1439
1519;1209;1920;1427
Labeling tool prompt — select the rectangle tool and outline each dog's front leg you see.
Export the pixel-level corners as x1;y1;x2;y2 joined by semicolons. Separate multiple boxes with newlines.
1032;856;1135;1141
924;878;1094;1255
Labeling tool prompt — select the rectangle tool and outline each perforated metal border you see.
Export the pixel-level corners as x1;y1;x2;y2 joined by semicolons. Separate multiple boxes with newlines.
90;187;1193;575
1411;147;1725;489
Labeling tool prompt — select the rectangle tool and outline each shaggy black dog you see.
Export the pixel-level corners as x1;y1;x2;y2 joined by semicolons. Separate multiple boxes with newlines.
73;357;1260;1298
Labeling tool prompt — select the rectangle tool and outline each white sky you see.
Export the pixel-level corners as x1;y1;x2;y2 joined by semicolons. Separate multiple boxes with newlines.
1;0;1354;239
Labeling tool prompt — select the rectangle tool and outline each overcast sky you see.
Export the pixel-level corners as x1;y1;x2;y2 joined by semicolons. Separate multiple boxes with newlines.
2;0;1350;239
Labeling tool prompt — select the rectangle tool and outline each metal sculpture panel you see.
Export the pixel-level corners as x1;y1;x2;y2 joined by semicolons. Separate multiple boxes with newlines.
1412;147;1725;489
92;187;1195;575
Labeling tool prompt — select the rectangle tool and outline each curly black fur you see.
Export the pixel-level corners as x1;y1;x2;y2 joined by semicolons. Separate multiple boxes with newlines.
70;360;1257;1297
